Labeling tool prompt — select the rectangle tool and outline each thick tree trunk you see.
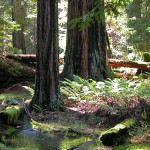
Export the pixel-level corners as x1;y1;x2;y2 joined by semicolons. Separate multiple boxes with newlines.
61;0;108;81
31;0;64;111
12;0;26;53
87;0;107;80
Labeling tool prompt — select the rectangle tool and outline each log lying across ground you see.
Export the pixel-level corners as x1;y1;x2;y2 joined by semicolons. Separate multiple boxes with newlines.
6;54;150;71
0;55;35;88
6;54;36;63
99;119;136;146
108;59;150;71
1;55;150;88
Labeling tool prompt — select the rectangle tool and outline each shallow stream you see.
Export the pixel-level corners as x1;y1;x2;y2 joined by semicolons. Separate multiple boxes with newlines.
5;116;106;150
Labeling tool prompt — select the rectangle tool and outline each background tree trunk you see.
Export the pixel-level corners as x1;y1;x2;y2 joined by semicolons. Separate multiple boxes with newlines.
61;0;108;81
12;0;26;54
31;0;64;111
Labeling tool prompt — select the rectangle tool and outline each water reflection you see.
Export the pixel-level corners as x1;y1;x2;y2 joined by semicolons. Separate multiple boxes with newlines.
5;116;110;150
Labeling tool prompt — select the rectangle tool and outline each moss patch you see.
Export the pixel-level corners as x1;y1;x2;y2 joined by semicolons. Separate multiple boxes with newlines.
0;105;24;124
59;136;91;150
0;125;17;143
0;56;23;77
31;120;83;136
143;52;150;62
3;126;17;136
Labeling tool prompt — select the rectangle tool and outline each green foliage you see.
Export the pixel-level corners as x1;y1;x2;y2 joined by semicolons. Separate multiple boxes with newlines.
32;104;43;113
128;1;150;52
0;105;24;124
105;0;133;17
143;52;150;62
61;75;150;113
0;0;37;54
61;75;98;101
0;143;6;149
24;0;37;53
69;0;133;30
0;1;21;54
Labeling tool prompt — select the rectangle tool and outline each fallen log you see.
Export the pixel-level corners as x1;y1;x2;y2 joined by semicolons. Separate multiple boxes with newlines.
7;54;150;71
6;54;36;63
0;55;35;88
99;119;136;146
109;59;150;71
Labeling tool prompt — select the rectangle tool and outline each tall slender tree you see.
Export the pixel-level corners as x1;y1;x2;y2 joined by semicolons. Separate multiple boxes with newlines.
12;0;26;53
61;0;109;81
31;0;64;111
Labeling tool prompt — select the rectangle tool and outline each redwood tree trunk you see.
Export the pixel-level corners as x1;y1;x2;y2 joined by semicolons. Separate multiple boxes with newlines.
31;0;64;111
12;0;26;54
61;0;108;81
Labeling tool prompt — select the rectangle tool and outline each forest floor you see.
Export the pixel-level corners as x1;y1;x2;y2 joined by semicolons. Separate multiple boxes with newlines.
0;82;150;149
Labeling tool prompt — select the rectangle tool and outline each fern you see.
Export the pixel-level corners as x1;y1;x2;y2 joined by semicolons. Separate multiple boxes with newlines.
33;104;43;113
61;75;150;113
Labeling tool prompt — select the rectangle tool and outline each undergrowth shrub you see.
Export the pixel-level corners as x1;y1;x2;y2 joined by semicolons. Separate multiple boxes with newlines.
61;75;150;114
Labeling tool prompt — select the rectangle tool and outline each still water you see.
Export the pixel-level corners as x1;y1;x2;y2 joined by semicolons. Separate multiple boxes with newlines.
5;116;101;150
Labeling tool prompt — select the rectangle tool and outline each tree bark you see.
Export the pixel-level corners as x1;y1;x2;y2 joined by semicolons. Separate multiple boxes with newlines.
61;0;108;81
31;0;64;111
12;0;26;53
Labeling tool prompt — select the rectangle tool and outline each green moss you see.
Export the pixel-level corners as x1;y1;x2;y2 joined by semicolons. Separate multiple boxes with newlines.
0;57;23;77
31;121;69;134
0;93;32;103
31;121;85;136
31;121;54;133
113;144;150;150
100;119;136;136
59;136;91;150
3;126;17;136
0;126;17;143
100;119;136;146
143;52;150;62
0;105;24;124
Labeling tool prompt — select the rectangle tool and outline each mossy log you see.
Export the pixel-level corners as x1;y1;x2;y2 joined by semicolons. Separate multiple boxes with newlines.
0;105;24;125
0;55;35;88
6;54;36;63
99;119;136;146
